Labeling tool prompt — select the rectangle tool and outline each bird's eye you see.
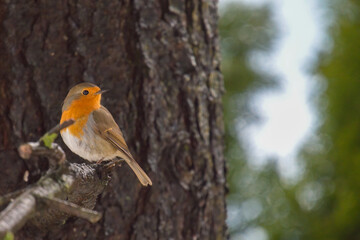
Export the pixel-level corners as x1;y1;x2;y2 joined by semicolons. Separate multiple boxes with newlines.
82;90;89;95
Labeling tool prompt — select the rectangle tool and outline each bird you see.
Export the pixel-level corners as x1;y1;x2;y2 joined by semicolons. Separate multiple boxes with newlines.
60;82;152;186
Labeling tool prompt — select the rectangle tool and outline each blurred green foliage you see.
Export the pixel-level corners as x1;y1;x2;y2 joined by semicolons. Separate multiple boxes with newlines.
222;0;360;239
219;2;279;238
296;0;360;239
264;1;360;239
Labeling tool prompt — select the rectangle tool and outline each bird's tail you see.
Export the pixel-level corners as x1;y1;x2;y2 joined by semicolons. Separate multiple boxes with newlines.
124;158;152;186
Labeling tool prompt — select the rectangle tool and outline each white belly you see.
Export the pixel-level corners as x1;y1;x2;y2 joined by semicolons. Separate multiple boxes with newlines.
61;127;119;162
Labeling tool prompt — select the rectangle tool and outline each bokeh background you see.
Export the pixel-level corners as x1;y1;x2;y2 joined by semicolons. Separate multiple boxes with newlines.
220;0;360;239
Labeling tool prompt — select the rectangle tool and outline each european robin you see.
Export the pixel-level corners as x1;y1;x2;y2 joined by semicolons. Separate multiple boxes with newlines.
60;82;152;186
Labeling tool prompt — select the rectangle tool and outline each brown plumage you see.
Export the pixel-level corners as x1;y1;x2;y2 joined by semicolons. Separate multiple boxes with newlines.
60;83;152;186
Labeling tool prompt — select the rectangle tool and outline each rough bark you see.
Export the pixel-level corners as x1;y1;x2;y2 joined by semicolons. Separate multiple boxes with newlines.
0;0;226;239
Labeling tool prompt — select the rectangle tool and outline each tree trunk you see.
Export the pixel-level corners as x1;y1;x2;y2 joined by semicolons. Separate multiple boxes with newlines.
0;0;226;239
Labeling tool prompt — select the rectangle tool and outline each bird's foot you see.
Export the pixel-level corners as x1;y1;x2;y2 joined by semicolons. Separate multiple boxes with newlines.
103;159;124;170
96;158;105;164
104;162;116;171
112;158;124;167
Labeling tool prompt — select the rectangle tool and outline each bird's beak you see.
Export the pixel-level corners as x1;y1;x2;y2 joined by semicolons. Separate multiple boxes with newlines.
96;89;108;95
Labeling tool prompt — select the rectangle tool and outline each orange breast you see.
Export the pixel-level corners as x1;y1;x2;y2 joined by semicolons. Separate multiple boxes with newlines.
60;94;101;137
60;112;89;137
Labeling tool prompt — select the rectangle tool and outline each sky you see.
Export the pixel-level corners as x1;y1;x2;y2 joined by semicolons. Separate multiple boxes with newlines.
220;0;328;182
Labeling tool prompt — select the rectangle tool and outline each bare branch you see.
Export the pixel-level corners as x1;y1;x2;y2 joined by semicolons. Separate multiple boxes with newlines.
18;120;75;164
46;119;75;136
0;190;36;234
36;195;102;223
0;121;109;238
0;188;28;207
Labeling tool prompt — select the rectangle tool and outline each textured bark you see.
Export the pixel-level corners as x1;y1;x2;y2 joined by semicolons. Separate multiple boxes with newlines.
0;0;226;239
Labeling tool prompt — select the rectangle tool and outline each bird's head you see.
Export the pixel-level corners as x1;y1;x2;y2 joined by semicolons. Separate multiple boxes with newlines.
62;82;107;112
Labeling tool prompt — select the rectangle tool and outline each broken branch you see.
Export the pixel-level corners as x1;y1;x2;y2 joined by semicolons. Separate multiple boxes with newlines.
0;121;109;238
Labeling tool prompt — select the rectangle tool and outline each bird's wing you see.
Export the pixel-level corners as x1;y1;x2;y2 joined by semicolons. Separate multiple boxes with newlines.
91;106;152;186
92;106;131;158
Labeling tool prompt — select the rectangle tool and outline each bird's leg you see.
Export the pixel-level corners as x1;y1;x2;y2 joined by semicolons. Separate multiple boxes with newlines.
104;161;116;171
103;158;124;171
112;158;124;167
96;158;105;164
